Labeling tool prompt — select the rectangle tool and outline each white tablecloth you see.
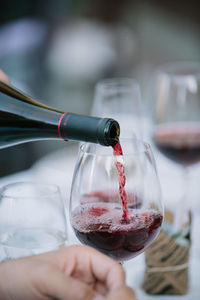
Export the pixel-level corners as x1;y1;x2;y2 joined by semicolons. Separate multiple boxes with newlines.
1;143;200;299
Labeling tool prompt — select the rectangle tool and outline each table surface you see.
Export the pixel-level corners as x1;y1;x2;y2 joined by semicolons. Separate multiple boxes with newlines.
1;143;200;300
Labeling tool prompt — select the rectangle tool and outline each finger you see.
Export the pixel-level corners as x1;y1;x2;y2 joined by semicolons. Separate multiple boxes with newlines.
106;286;137;300
82;246;125;290
39;267;96;300
64;246;125;290
0;70;10;83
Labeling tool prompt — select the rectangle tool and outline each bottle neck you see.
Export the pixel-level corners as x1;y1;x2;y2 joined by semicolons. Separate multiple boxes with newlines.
0;94;120;146
57;113;119;145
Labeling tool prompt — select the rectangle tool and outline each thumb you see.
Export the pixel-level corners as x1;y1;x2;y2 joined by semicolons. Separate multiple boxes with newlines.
106;285;137;300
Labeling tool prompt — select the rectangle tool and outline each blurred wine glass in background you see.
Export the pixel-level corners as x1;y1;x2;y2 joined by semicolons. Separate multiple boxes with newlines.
152;62;200;230
91;78;143;139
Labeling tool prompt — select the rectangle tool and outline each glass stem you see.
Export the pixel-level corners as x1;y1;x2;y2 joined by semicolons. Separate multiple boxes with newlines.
172;167;189;236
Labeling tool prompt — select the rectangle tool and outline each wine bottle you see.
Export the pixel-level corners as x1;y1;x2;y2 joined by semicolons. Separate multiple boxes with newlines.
0;81;120;149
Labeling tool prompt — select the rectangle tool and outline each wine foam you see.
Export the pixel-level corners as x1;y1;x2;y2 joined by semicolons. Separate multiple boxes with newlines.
71;202;157;233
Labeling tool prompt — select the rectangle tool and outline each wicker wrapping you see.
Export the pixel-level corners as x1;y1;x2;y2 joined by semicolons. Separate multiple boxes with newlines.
142;209;192;295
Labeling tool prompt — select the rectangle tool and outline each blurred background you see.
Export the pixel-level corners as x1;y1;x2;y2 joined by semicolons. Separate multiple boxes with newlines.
0;0;200;177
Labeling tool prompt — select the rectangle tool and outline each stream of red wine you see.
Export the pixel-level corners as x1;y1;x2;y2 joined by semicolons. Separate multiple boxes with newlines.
112;141;130;222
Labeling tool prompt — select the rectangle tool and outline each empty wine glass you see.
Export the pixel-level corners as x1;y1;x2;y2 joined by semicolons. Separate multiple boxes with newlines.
91;78;142;138
69;138;163;262
0;182;67;261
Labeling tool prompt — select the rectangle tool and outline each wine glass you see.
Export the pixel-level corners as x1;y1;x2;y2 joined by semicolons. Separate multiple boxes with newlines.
91;78;142;139
0;182;67;261
69;138;163;262
152;62;200;230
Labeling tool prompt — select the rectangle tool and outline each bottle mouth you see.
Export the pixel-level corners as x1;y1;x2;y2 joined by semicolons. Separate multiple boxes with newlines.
104;119;120;146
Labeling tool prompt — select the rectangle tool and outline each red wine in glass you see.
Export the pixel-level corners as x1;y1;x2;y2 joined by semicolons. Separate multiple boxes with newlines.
71;202;163;261
154;123;200;166
70;141;163;261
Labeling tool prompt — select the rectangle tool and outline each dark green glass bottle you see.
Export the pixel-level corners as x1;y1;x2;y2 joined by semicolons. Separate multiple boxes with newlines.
0;82;120;149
